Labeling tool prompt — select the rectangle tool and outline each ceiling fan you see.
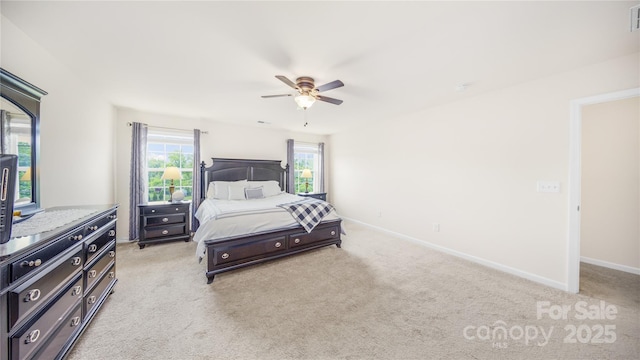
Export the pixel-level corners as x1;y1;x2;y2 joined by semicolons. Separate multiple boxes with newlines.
261;75;344;109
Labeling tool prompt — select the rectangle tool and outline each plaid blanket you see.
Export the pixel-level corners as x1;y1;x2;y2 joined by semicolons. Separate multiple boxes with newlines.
278;199;335;233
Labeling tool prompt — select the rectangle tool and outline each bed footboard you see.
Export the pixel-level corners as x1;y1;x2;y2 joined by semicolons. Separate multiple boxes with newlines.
204;219;342;283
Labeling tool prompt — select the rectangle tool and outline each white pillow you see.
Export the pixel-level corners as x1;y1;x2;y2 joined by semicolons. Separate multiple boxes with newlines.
211;179;247;199
206;182;215;199
245;186;264;200
228;183;246;200
262;181;283;197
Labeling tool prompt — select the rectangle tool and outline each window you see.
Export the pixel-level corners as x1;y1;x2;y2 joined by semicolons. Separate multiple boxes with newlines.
146;129;193;202
293;142;323;194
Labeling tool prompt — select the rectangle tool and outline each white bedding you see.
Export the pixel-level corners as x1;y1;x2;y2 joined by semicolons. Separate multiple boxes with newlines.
193;193;340;259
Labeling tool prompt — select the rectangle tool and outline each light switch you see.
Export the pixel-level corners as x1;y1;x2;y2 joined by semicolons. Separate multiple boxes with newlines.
537;181;561;193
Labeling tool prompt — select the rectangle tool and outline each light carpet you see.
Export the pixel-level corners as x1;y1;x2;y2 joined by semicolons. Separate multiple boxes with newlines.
67;221;639;359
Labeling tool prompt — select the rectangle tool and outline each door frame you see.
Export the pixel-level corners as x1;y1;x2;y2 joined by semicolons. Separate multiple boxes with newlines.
567;87;640;293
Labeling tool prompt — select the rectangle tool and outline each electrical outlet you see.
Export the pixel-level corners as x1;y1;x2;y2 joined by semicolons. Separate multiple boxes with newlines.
537;181;561;193
433;223;440;232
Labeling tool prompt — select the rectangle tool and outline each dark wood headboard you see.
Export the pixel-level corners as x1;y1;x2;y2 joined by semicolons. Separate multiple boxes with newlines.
199;158;289;201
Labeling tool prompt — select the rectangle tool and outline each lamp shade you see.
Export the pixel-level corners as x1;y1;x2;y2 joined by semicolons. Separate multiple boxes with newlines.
161;167;182;181
301;169;313;179
20;168;31;181
294;95;316;109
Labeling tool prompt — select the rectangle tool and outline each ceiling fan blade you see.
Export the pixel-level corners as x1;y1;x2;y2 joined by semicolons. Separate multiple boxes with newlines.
275;75;298;90
261;94;293;98
315;80;344;92
315;95;343;105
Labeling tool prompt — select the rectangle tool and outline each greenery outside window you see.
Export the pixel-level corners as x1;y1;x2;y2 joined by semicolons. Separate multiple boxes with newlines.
146;129;193;202
293;142;322;194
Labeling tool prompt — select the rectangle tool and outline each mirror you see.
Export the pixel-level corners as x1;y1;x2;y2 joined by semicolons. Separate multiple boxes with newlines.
1;102;32;205
0;68;47;213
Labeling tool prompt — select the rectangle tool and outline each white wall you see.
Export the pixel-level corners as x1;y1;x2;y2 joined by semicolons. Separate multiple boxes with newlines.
115;107;328;240
581;96;639;270
329;53;640;290
1;15;115;208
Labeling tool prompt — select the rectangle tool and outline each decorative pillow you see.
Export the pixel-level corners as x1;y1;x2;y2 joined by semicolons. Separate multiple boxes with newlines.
244;186;264;200
228;183;247;200
212;180;247;199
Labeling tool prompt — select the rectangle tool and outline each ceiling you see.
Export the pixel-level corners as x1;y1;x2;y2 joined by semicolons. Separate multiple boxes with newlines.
1;1;638;135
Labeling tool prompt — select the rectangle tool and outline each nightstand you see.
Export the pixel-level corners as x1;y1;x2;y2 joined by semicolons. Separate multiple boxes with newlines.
297;192;327;201
138;202;191;249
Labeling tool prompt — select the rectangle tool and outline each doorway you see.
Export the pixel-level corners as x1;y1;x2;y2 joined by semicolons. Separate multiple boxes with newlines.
567;88;640;293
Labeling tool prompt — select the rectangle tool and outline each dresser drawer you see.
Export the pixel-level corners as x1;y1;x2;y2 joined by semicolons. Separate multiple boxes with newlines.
214;236;287;265
289;225;340;249
10;276;82;360
85;226;116;264
8;248;83;330
29;304;82;360
84;263;116;317
142;224;186;239
10;231;84;283
141;204;188;216
84;210;117;235
85;242;115;292
143;213;185;227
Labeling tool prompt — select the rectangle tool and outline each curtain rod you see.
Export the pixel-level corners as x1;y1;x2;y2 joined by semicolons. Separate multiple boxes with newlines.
127;122;208;134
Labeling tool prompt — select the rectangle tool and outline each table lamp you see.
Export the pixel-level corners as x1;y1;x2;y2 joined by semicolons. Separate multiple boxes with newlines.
161;167;182;201
301;169;312;193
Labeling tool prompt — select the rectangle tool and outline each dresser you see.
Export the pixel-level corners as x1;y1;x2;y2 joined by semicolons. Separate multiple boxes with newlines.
138;202;190;249
0;204;117;360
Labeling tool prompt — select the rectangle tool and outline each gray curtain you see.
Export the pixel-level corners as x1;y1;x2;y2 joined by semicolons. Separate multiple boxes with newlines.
286;139;295;193
318;142;325;193
129;122;147;240
191;129;201;232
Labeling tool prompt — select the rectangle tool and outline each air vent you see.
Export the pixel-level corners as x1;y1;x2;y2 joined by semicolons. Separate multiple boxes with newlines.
631;4;640;32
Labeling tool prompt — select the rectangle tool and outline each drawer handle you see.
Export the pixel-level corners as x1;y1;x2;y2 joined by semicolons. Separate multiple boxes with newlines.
89;270;97;278
275;242;282;248
72;286;82;296
88;225;98;231
331;231;336;236
70;317;81;327
109;271;115;279
71;257;82;266
24;289;41;302
294;238;300;244
25;329;40;344
70;234;83;241
162;217;169;222
109;250;115;258
151;209;156;213
88;296;97;305
88;244;98;253
20;258;42;267
221;253;229;260
162;230;169;235
108;214;117;219
108;230;116;236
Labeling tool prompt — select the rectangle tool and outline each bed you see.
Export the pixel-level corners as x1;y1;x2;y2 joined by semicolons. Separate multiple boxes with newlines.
194;158;342;284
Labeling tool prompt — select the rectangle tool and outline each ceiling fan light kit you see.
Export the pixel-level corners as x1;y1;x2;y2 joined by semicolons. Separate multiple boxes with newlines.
294;94;316;109
262;75;344;110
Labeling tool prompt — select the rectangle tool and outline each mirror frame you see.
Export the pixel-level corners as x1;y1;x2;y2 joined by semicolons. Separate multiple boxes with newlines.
0;68;47;213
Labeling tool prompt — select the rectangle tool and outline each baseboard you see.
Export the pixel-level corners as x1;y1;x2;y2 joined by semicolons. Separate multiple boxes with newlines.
341;217;568;291
581;256;640;275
